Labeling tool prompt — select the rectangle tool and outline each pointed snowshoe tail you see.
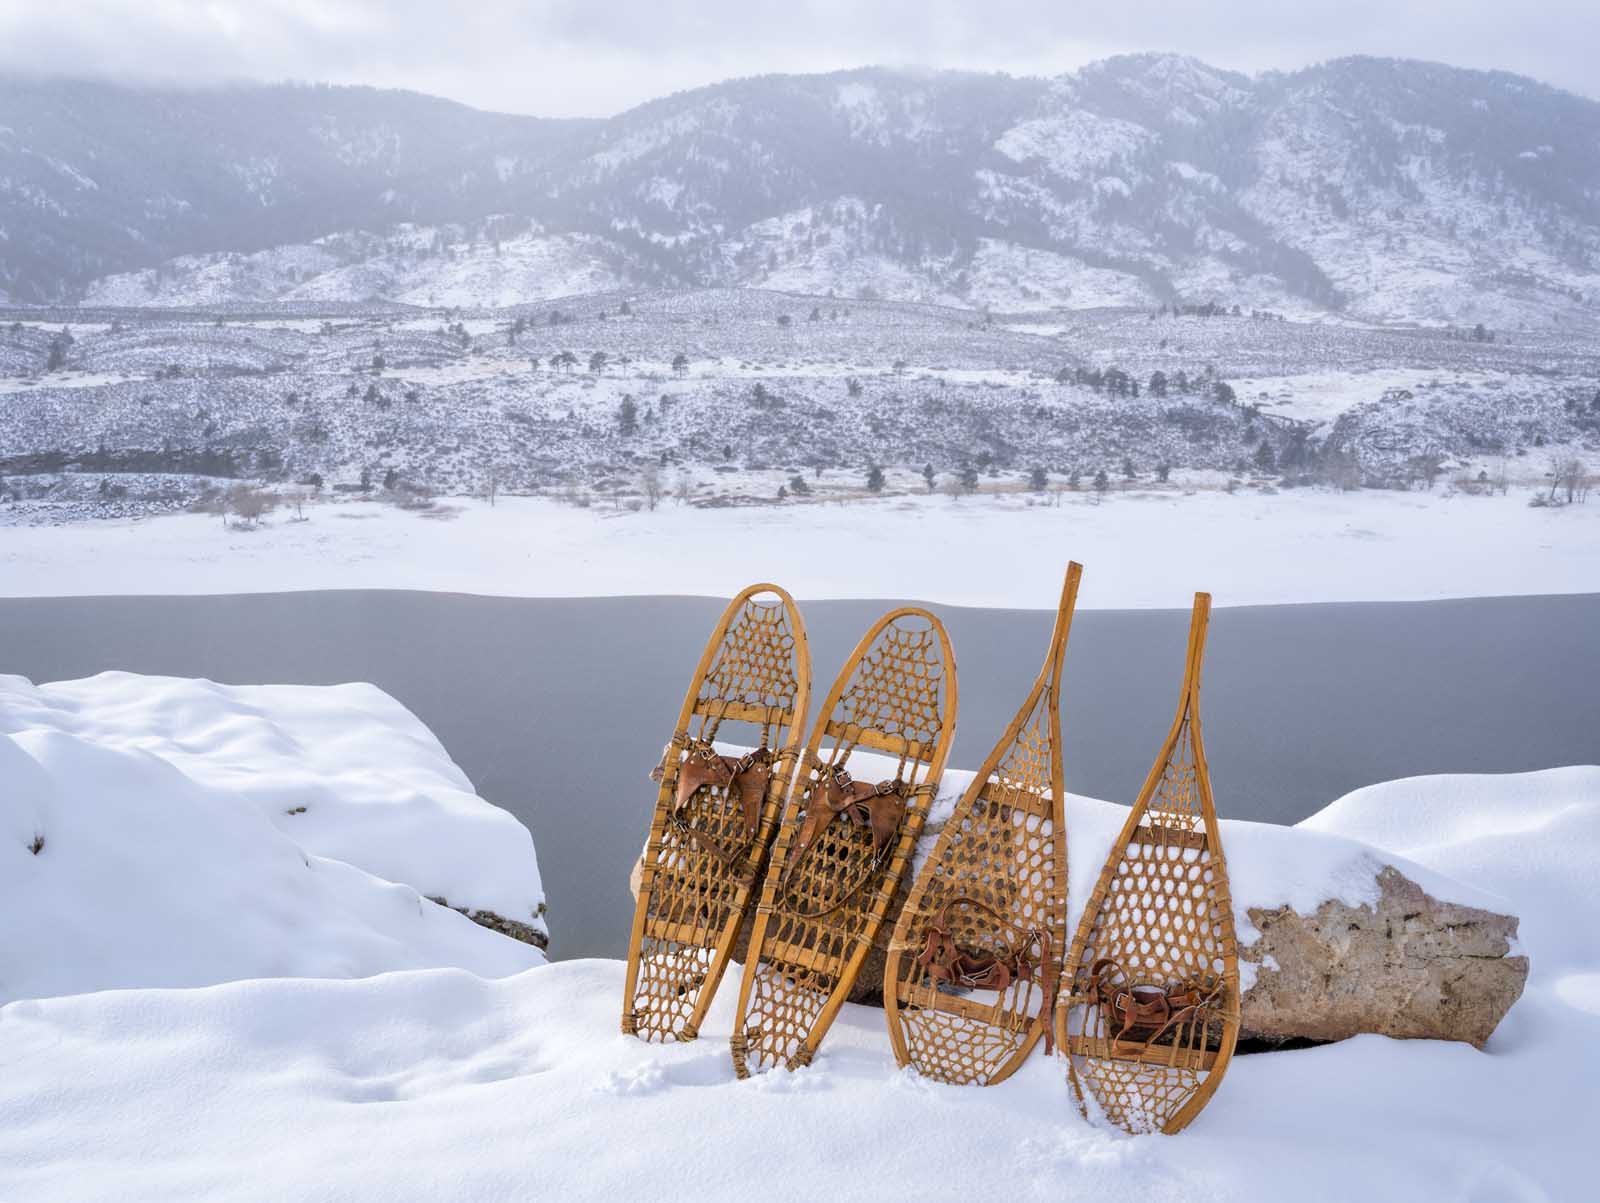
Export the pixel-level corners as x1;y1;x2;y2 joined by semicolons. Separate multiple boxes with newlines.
1054;593;1240;1134
730;607;957;1077
884;563;1081;1085
622;583;811;1042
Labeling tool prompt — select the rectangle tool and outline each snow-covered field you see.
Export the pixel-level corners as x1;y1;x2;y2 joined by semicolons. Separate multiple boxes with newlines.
3;488;1596;608
0;730;1592;1199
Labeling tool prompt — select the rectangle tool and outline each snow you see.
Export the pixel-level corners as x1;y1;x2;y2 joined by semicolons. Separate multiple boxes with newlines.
289;233;633;309
995;110;1152;180
0;764;1592;1200
0;672;545;1004
1302;766;1599;971
968;238;1155;310
1230;366;1490;425
0;369;141;396
80;227;639;310
752;745;1501;950
3;488;1597;609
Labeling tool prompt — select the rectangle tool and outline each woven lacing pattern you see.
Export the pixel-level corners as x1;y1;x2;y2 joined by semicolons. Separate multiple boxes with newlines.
627;597;801;1042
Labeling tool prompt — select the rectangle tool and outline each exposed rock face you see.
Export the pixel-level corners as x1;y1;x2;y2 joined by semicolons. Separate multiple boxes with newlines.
429;897;550;953
1238;866;1527;1048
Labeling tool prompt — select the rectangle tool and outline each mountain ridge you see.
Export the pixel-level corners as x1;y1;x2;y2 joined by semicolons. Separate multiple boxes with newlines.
5;55;1598;328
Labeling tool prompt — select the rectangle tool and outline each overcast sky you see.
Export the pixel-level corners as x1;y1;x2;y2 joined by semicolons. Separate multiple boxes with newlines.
0;0;1592;116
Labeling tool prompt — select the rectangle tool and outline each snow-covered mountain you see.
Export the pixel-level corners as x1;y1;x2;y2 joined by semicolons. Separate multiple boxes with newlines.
7;57;1600;327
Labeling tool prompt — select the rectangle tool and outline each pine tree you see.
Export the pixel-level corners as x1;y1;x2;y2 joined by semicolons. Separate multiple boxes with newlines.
921;464;935;493
866;465;885;493
618;395;638;436
1028;466;1047;491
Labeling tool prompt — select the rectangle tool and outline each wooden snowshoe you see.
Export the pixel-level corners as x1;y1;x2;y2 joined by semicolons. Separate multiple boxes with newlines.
884;564;1081;1085
730;608;957;1076
1054;593;1239;1134
621;583;811;1042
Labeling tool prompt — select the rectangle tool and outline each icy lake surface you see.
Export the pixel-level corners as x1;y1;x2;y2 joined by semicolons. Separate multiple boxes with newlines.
0;590;1594;959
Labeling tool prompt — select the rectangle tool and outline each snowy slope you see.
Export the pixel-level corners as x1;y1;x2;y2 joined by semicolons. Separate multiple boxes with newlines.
291;233;637;308
0;766;1591;1200
81;243;346;307
0;672;546;1002
82;226;645;309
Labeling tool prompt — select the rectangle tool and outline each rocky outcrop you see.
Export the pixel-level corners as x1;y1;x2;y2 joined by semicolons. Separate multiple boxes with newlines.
429;897;550;952
1237;866;1527;1048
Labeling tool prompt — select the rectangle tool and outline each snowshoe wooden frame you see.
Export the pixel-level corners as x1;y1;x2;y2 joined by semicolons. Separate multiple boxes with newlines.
622;583;811;1043
730;608;957;1077
883;564;1081;1085
1054;593;1239;1134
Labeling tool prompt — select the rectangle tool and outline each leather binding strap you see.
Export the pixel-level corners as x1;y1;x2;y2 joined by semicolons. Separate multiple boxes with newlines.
668;741;775;872
913;896;1057;1052
1085;958;1226;1056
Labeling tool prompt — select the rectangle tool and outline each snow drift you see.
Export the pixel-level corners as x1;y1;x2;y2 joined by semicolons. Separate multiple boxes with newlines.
0;673;545;1002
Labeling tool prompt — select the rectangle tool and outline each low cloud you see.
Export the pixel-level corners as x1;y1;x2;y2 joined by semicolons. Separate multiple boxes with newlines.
0;0;1593;115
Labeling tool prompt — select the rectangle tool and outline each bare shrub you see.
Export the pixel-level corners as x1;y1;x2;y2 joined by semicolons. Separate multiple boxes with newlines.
227;485;275;529
1550;456;1591;505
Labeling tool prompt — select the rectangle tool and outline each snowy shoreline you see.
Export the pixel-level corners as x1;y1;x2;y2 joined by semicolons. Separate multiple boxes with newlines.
3;488;1597;608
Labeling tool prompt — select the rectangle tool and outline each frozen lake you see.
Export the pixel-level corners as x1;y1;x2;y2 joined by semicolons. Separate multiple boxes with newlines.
1;590;1594;958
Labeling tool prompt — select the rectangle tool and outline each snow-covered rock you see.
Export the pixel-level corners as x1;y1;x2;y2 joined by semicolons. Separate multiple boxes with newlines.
1239;864;1526;1047
0;765;1593;1200
633;748;1531;1044
0;672;546;1002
